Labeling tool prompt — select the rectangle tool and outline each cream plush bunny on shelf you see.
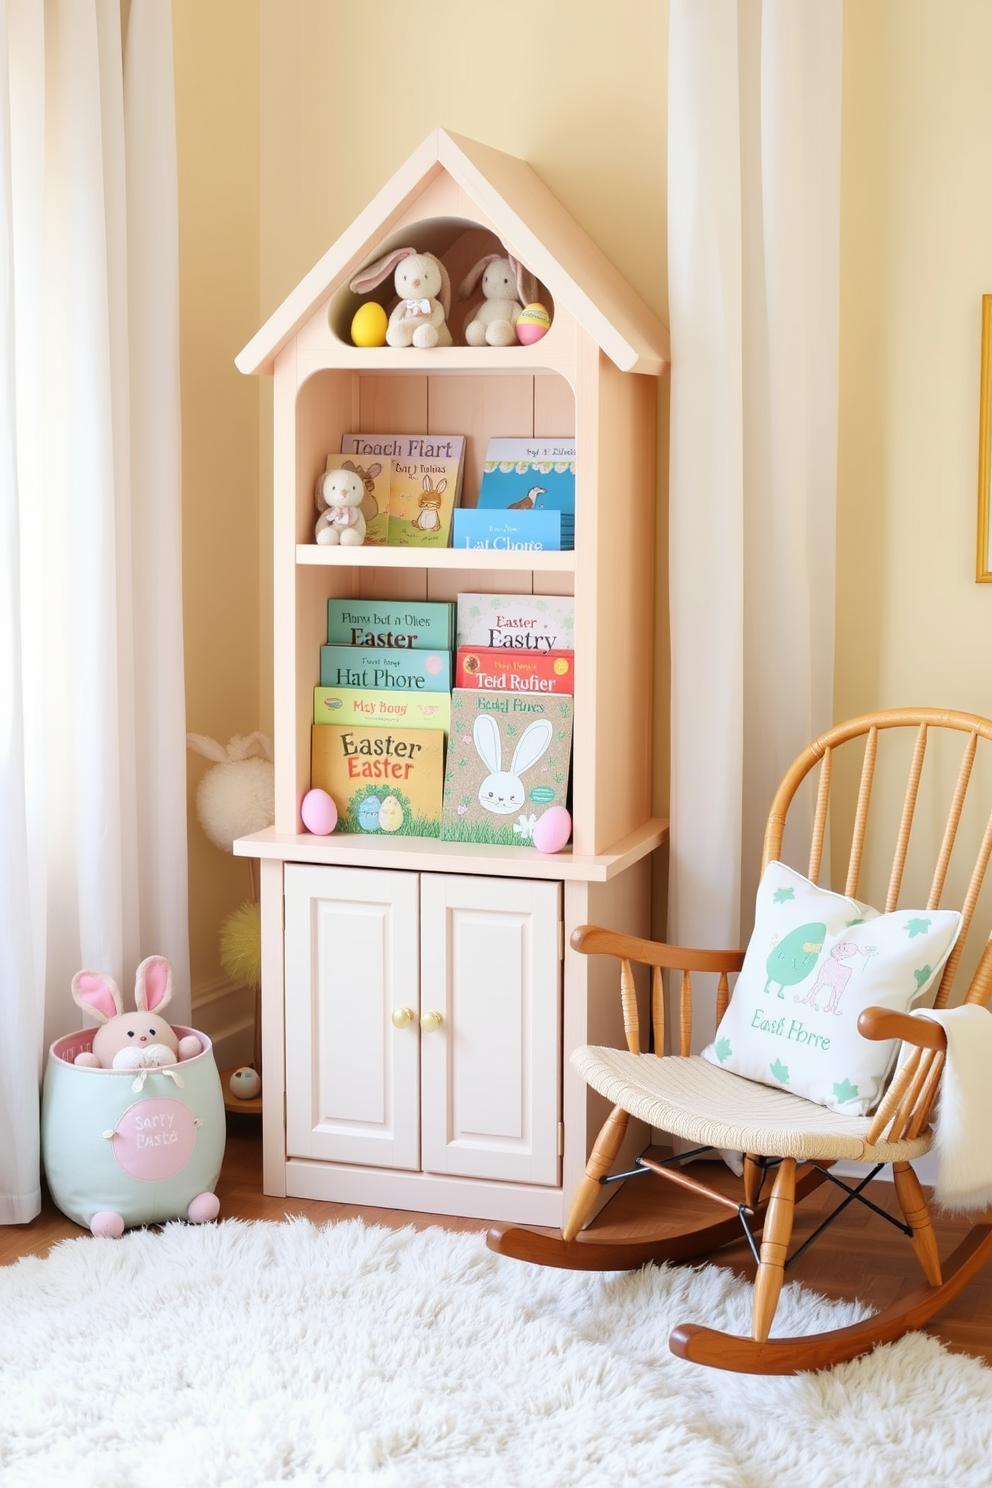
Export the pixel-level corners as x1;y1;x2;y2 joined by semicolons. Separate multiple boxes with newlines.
457;253;539;347
349;247;453;349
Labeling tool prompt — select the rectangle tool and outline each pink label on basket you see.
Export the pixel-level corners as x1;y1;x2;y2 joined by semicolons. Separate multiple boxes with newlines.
111;1098;196;1181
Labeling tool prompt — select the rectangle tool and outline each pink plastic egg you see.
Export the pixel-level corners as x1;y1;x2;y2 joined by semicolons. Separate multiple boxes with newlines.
532;806;572;854
301;788;337;835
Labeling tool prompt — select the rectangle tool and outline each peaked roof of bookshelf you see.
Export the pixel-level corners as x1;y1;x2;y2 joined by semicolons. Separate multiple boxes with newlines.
236;128;670;378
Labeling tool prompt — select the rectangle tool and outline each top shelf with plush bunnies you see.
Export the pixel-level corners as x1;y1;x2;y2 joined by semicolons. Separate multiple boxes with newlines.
236;128;669;382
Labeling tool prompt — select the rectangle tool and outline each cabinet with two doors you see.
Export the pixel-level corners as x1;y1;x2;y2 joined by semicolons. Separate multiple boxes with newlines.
234;130;670;1228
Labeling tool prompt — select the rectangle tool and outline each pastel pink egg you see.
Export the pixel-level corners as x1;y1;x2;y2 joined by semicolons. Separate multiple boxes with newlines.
516;303;551;345
532;806;572;854
301;788;338;835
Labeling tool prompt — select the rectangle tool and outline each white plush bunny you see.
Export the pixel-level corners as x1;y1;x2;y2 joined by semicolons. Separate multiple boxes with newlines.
314;466;367;546
457;254;539;347
473;715;554;815
349;247;452;349
186;732;274;852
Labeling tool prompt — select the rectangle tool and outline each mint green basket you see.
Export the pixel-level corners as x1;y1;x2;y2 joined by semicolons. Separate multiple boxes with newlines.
42;1027;225;1233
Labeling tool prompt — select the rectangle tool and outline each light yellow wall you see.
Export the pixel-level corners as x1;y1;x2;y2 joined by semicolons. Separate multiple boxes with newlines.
173;0;262;1010
837;2;992;721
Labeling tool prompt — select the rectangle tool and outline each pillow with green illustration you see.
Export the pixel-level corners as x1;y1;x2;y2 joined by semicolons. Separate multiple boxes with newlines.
700;862;962;1116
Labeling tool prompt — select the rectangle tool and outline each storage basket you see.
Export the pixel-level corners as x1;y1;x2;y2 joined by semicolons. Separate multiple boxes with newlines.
42;1027;226;1233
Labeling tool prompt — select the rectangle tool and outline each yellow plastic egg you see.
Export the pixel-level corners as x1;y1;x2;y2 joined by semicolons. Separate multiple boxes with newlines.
351;300;388;347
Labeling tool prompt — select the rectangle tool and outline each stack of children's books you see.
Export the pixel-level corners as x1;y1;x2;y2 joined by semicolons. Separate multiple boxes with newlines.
311;598;454;836
452;437;575;553
441;593;575;846
320;434;466;549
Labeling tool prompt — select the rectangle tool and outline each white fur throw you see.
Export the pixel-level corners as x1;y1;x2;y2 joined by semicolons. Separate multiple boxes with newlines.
915;1004;992;1213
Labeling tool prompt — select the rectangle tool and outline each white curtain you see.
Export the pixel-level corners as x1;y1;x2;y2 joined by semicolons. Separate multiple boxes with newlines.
0;0;186;1224
667;0;842;1032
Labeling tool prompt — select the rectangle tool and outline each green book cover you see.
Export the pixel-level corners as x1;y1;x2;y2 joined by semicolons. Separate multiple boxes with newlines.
441;688;573;846
326;598;454;650
314;687;450;731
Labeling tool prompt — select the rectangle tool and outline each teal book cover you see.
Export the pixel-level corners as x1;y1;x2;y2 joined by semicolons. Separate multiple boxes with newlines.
326;598;454;649
319;646;451;692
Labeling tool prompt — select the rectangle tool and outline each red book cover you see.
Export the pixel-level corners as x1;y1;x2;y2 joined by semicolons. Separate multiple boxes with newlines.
455;646;575;695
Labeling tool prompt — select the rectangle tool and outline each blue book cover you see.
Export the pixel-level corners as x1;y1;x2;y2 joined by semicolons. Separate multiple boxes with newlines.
477;437;575;550
452;510;561;552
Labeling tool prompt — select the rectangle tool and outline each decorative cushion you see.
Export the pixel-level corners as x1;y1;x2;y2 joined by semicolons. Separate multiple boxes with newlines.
700;863;962;1116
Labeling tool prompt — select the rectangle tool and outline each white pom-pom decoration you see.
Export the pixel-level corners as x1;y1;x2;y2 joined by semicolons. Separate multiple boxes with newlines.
187;733;275;853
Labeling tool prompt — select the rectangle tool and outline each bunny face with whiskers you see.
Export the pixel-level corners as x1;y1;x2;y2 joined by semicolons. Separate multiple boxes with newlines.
473;715;554;815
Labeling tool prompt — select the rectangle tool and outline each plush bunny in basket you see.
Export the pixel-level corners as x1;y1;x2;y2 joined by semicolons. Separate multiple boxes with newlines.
42;955;225;1238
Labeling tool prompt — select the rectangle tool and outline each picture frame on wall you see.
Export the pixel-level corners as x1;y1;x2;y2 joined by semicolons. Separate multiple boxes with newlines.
977;295;992;581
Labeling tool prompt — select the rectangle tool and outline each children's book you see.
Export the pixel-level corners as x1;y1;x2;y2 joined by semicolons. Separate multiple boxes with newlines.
386;456;461;548
441;689;573;847
456;592;575;652
322;454;391;546
340;434;467;549
455;647;574;695
314;687;450;732
319;646;451;692
477;437;575;550
326;598;455;650
312;724;444;837
452;510;561;552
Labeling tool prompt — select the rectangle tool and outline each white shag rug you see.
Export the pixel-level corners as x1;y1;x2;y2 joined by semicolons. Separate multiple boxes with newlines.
1;1218;992;1488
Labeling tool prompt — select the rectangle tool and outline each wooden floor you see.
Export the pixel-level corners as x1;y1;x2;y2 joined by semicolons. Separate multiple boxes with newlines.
5;1115;992;1367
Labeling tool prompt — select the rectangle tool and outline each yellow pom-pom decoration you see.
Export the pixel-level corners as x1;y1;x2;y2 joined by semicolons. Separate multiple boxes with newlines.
219;900;262;992
351;301;388;347
515;303;551;345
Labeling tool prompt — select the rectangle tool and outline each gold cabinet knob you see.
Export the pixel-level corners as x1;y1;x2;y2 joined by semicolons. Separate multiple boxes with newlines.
391;1007;415;1029
420;1010;443;1033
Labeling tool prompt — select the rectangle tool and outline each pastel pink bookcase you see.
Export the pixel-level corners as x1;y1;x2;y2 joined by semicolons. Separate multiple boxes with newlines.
235;129;670;1227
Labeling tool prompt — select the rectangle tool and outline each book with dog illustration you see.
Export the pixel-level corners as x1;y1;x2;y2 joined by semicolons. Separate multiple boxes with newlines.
311;723;445;837
440;688;573;846
477;437;575;549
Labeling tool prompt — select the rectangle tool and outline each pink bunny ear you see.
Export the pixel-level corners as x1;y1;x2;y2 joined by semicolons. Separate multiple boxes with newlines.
509;256;539;308
71;971;122;1024
134;955;173;1014
434;258;451;319
349;247;415;295
457;255;501;301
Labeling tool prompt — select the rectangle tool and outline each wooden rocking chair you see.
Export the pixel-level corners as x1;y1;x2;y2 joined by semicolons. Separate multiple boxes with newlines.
488;709;992;1373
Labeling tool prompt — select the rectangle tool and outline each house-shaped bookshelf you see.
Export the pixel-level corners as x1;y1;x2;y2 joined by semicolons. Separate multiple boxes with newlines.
235;128;672;1226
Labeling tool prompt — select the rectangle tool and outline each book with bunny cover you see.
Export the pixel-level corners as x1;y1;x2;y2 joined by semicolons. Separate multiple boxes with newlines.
441;688;573;846
386;456;461;548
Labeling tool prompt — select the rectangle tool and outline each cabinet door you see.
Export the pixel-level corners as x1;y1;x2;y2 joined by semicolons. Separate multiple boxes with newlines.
284;863;420;1170
419;874;562;1186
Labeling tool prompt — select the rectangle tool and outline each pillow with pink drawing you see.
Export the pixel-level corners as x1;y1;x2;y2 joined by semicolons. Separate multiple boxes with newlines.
71;955;202;1070
700;862;962;1116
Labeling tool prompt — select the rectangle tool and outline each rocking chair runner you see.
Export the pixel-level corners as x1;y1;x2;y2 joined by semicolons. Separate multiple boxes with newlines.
488;708;992;1374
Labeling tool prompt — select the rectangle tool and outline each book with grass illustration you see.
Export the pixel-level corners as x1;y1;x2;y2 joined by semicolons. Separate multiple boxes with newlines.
441;688;573;846
311;724;444;837
386;456;461;548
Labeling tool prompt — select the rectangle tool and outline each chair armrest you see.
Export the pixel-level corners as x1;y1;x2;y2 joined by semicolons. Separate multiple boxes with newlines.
856;1006;947;1052
570;925;744;974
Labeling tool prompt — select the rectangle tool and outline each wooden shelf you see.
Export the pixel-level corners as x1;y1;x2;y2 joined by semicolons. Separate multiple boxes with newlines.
235;817;668;884
296;544;575;572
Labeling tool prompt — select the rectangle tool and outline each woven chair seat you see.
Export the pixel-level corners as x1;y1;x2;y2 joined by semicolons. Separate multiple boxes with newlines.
571;1046;934;1164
